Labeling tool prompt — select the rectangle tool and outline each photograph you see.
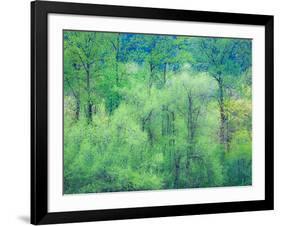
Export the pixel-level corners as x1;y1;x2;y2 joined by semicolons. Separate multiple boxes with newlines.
30;1;273;224
0;0;277;224
63;30;252;194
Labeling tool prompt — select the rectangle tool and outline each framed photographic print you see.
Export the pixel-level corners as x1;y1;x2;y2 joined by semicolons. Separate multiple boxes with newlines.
31;0;274;224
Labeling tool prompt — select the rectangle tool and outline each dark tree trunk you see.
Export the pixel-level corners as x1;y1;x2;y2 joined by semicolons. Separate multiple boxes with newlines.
186;93;197;157
185;92;200;186
226;119;231;152
147;112;154;146
161;105;166;136
163;62;167;85
86;65;93;123
169;110;175;146
75;98;80;121
87;101;93;123
187;93;195;149
174;154;181;188
141;118;145;132
115;33;120;85
148;62;154;92
141;111;154;146
167;109;179;188
217;77;229;151
161;105;169;136
161;106;175;146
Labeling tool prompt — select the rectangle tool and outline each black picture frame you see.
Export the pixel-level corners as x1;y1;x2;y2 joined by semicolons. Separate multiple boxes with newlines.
31;0;274;224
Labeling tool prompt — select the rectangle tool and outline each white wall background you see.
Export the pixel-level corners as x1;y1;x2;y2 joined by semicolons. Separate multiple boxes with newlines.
0;0;279;225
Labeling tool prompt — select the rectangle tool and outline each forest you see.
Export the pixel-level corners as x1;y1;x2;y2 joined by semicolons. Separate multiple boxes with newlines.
63;30;252;194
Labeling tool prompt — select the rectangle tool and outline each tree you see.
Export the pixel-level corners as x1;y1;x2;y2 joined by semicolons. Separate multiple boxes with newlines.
190;38;251;152
64;37;82;121
64;31;113;122
63;30;252;193
167;73;216;186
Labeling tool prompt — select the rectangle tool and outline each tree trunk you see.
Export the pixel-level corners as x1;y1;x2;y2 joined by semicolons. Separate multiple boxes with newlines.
142;111;154;146
115;33;120;85
75;98;80;121
185;92;201;186
161;106;175;146
86;65;93;123
186;93;197;160
65;77;80;121
163;62;167;85
147;113;154;146
148;62;154;92
141;118;145;132
174;154;181;188
217;77;229;151
187;93;195;149
169;109;178;187
87;101;93;123
161;105;166;136
169;110;175;146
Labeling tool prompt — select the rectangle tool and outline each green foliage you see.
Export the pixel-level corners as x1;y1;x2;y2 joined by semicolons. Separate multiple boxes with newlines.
63;31;252;194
